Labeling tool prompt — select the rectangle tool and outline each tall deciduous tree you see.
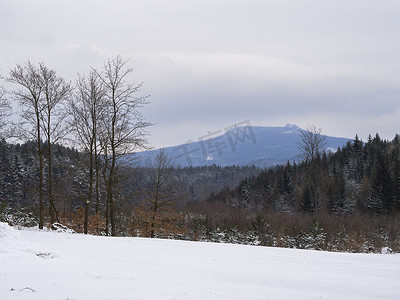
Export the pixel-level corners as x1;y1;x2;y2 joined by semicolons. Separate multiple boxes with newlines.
9;62;70;228
9;62;46;228
70;70;106;234
96;55;151;236
40;64;72;224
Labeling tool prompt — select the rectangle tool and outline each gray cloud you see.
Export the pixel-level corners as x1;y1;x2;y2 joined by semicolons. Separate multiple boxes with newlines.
1;0;400;147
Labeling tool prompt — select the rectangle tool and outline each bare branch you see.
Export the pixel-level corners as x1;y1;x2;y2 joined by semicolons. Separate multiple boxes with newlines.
297;125;327;161
8;61;72;227
97;54;152;236
0;73;11;135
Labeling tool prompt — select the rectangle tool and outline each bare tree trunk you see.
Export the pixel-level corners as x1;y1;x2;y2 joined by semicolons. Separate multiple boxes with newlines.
94;141;100;214
47;118;56;224
107;152;116;236
109;91;117;236
150;171;161;238
102;146;110;236
37;119;45;229
105;196;110;235
84;147;94;234
150;200;158;238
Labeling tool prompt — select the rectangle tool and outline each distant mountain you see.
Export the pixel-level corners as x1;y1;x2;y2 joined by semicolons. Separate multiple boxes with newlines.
132;124;351;168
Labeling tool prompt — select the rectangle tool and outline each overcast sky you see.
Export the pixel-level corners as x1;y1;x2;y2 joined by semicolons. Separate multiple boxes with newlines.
1;0;400;148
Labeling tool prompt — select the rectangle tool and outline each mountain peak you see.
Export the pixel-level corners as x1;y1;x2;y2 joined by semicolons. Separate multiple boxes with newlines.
132;124;350;168
284;123;299;129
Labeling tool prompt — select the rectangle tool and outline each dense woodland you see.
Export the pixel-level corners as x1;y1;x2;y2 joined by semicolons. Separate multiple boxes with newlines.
194;133;400;252
209;134;400;214
0;138;259;234
1;58;399;253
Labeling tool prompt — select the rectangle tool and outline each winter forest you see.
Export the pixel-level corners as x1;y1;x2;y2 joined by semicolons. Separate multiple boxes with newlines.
1;57;400;253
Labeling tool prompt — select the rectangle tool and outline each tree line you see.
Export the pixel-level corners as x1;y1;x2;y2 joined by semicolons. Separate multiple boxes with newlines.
183;132;400;252
0;137;259;236
209;133;400;215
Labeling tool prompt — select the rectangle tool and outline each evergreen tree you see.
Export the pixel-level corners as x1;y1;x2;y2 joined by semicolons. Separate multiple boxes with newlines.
275;163;295;212
367;152;393;214
300;184;316;214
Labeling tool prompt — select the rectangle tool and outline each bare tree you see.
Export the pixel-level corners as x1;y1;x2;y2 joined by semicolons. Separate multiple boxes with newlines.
297;125;327;161
69;70;106;234
96;55;151;236
0;74;11;134
132;149;184;238
9;62;46;228
144;149;176;238
297;125;327;213
9;62;71;228
40;64;72;224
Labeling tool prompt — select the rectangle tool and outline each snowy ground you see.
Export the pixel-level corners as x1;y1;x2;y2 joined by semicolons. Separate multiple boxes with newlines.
1;222;399;300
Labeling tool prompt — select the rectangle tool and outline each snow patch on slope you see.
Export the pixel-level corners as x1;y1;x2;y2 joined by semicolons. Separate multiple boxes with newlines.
0;222;26;253
1;228;400;299
0;222;48;260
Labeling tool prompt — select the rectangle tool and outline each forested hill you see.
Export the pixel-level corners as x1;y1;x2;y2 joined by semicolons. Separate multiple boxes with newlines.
133;124;350;168
209;134;400;215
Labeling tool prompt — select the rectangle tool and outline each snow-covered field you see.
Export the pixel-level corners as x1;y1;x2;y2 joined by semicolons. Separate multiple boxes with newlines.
1;222;399;300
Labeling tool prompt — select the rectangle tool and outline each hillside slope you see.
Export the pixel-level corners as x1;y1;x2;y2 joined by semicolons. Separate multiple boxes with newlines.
1;223;399;300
